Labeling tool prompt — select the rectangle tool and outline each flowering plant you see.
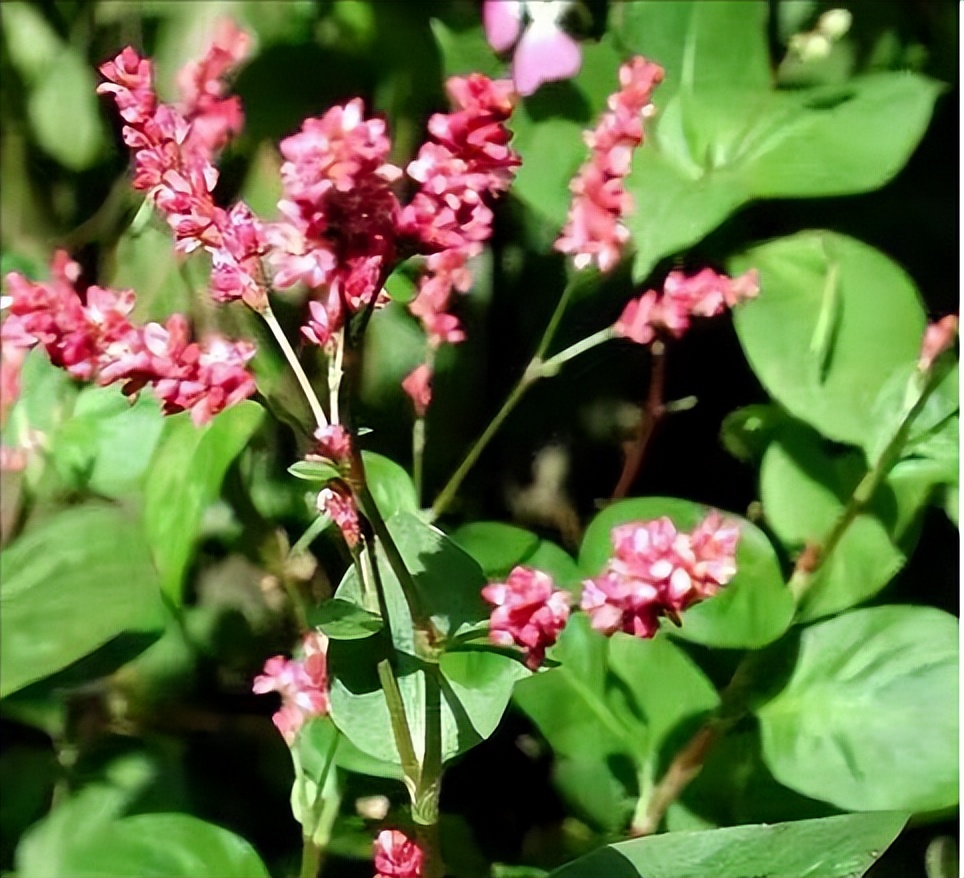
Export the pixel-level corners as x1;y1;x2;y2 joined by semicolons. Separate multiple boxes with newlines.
0;3;957;878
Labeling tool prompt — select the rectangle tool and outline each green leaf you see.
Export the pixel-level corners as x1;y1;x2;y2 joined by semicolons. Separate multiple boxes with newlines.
580;497;793;649
288;460;342;483
144;402;264;603
719;404;791;463
18;796;270;878
731;232;926;447
0;504;165;697
26;48;107;171
513;615;718;833
299;716;404;781
308;598;383;640
50;387;165;497
362;451;418;519
756;606;958;813
760;427;905;622
450;522;540;577
328;513;528;765
548;811;907;878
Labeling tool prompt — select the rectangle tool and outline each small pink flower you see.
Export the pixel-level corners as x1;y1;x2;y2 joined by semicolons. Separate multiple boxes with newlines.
317;484;361;548
482;566;571;669
581;513;740;638
253;631;330;745
918;315;958;371
614;268;759;345
484;1;583;97
310;424;353;465
373;829;423;878
555;57;663;273
402;364;433;417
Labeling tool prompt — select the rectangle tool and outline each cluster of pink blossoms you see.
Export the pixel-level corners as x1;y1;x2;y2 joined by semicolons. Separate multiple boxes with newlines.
252;631;330;745
482;566;571;670
98;26;269;310
1;252;255;426
615;267;760;345
555;56;664;272
581;513;740;638
918;314;958;371
373;829;423;878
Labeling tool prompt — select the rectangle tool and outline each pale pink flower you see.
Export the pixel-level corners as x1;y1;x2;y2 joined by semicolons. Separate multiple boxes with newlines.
253;631;330;745
401;364;433;417
918;314;958;371
614;268;759;345
581;513;740;638
310;424;353;466
373;829;424;878
317;484;361;548
482;566;571;669
555;57;664;272
483;1;583;97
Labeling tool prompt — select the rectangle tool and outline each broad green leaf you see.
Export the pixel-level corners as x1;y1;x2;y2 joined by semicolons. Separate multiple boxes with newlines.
288;460;341;483
308;598;383;640
144;402;264;603
756;606;958;813
514;615;718;833
580;497;793;648
450;522;540;577
719;404;791;463
27;49;107;170
362;451;418;520
51;387;164;497
0;504;165;697
549;811;907;878
299;716;404;781
523;540;583;592
19;800;270;878
328;513;527;765
760;428;905;622
731;232;926;447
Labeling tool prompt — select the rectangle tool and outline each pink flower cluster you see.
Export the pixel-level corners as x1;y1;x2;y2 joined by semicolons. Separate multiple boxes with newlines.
98;31;269;310
555;57;664;272
581;513;740;638
1;252;255;425
918;314;958;371
252;631;330;745
400;74;521;412
270;99;403;343
482;566;571;669
317;484;361;549
309;423;353;467
373;829;424;878
614;267;760;345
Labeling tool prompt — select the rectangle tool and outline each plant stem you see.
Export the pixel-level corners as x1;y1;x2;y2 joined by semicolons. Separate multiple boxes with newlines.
299;838;322;878
261;305;328;430
413;671;444;878
429;276;583;520
412;416;426;507
632;365;946;835
377;659;421;799
328;328;344;425
613;339;667;500
539;326;616;377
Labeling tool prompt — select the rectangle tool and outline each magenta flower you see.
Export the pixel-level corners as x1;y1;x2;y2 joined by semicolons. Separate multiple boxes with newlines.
918;314;958;371
614;268;760;345
253;631;330;745
483;1;583;97
309;424;353;467
373;829;424;878
482;566;571;669
402;364;433;417
317;484;361;548
555;57;664;272
581;513;740;638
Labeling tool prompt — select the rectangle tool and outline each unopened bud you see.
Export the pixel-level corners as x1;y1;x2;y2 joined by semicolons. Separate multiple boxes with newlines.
818;9;853;41
918;315;958;371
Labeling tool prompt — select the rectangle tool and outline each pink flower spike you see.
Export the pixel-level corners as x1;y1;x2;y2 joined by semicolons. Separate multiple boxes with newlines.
482;566;571;669
402;364;433;417
311;424;353;465
484;0;524;53
512;9;583;97
317;484;361;548
373;829;424;878
919;315;958;371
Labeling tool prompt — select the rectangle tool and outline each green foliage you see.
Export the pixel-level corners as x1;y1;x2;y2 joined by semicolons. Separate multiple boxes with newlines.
144;402;264;602
548;811;908;878
755;606;958;813
514;614;718;832
730;232;927;448
0;504;165;697
580;497;793;648
327;513;528;766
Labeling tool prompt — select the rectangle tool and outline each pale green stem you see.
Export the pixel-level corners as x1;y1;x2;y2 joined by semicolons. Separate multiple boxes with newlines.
412;417;426;508
430;292;614;520
261;306;328;430
377;659;421;800
328;328;344;425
